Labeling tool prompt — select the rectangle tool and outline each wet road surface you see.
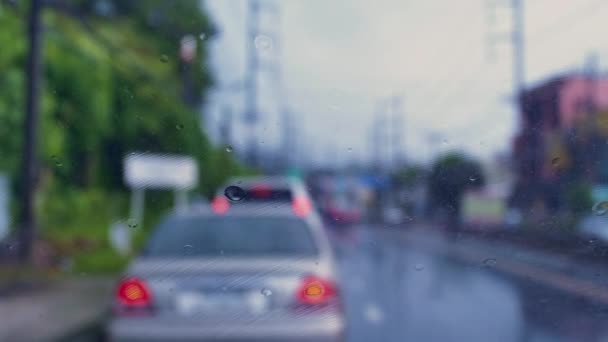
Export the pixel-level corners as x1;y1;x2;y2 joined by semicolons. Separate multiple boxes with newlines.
334;225;608;342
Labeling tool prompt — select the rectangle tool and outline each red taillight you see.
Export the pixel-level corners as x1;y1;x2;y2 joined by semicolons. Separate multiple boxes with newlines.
292;196;312;217
116;278;152;307
211;196;230;214
296;275;337;305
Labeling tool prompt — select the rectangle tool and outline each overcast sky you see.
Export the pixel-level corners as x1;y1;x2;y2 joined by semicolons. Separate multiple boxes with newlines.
203;0;608;167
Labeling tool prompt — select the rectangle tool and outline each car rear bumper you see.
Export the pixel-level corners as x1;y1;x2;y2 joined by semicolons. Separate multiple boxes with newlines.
107;315;345;342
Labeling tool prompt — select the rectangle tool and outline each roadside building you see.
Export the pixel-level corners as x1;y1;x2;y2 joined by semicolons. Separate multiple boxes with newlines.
511;73;608;214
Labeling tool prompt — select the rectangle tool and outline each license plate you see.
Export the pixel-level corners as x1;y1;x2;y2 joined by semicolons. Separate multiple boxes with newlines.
175;291;269;315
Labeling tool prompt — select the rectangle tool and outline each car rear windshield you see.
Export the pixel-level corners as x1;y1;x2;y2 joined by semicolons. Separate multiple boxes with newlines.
143;216;318;257
244;188;292;202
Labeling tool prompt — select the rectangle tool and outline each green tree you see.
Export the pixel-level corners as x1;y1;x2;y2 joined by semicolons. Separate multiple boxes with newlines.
393;165;426;189
565;181;593;216
0;1;247;271
428;153;485;228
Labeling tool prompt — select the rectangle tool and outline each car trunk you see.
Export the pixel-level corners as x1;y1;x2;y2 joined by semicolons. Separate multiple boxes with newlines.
125;257;328;320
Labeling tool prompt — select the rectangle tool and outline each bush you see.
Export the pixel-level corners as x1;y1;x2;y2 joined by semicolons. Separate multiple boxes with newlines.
565;181;593;216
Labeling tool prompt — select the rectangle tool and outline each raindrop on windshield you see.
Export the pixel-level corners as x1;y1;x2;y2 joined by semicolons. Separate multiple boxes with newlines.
483;258;497;266
469;175;477;182
347;147;353;152
175;123;184;130
127;219;138;229
183;244;193;254
414;263;424;271
225;145;233;153
160;54;169;63
261;288;273;297
254;35;273;50
199;33;206;40
592;201;608;216
224;185;246;202
551;157;560;166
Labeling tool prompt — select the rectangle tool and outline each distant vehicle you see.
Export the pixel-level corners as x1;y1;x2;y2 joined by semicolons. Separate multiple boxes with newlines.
324;202;361;226
321;192;361;226
308;175;363;226
212;175;322;222
216;176;310;202
107;204;345;341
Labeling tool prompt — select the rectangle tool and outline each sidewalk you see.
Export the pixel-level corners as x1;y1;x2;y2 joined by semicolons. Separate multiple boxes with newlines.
0;276;114;341
385;224;608;305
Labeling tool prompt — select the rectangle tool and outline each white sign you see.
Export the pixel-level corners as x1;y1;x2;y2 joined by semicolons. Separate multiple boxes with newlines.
124;153;198;189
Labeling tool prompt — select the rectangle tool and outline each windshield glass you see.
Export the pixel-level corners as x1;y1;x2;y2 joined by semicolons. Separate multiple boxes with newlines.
144;216;318;257
5;1;608;341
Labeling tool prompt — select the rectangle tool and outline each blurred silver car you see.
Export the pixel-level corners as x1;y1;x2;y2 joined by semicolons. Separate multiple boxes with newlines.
107;204;344;342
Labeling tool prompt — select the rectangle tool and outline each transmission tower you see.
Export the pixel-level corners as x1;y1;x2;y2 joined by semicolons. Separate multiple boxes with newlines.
485;0;525;117
244;0;282;168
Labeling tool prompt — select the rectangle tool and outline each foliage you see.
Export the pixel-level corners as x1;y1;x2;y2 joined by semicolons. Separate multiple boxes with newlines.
0;1;247;272
428;153;485;226
565;181;593;215
393;165;426;189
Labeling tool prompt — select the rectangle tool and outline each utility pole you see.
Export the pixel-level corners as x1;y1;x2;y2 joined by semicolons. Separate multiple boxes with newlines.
370;100;386;171
285;111;297;168
511;0;525;102
19;0;43;262
487;0;530;211
425;131;441;164
243;0;282;169
370;97;403;171
273;3;291;171
281;109;293;168
486;0;525;119
244;0;260;166
219;105;233;148
180;35;197;109
391;96;404;170
585;52;599;113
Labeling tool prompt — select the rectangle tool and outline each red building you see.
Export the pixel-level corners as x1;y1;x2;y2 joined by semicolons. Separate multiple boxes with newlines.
511;73;608;212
